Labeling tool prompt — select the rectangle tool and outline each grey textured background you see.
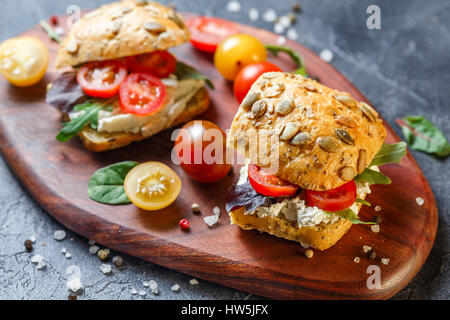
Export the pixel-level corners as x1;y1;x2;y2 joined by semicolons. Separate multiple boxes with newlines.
0;0;448;300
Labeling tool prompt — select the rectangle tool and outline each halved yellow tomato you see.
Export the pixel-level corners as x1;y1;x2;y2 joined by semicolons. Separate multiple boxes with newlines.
124;162;181;211
0;37;49;87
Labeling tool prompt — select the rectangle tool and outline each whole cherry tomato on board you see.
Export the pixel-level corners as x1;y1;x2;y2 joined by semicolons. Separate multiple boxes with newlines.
174;120;231;183
233;62;282;103
187;17;238;53
214;34;267;81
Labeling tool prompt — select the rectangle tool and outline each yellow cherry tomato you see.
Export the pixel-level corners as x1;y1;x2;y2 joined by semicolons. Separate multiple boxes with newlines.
124;162;181;211
214;34;267;81
0;37;49;87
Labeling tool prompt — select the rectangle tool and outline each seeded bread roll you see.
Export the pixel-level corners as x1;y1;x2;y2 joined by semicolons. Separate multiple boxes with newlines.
227;72;386;191
55;0;189;68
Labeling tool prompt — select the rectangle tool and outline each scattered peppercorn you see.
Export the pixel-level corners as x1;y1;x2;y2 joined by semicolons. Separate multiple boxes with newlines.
97;249;110;261
179;219;190;230
24;239;33;252
191;203;200;213
50;15;58;26
292;3;302;13
112;256;123;267
367;250;377;260
373;215;383;224
305;249;314;259
68;293;77;300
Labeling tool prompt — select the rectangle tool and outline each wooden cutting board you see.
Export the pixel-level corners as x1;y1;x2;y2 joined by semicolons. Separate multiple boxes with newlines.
0;13;438;299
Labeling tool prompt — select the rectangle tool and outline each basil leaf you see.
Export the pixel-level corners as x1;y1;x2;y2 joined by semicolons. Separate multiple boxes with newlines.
56;100;114;142
265;44;308;77
356;198;371;206
370;142;407;166
354;168;391;185
175;61;215;89
88;161;139;205
396;116;450;158
326;208;375;225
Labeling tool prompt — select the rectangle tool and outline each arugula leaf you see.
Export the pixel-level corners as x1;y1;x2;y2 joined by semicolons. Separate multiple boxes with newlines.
175;61;214;89
326;208;375;225
354;169;391;185
370;142;407;166
39;20;62;43
88;161;139;205
265;44;308;77
56;99;114;142
396;116;450;158
356;198;371;206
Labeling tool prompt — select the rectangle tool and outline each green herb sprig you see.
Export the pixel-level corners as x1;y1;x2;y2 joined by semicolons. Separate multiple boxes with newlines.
175;61;214;89
39;20;62;43
265;44;308;77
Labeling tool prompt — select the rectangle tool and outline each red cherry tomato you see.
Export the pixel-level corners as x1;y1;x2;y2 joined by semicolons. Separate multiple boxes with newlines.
119;73;166;115
77;60;127;98
174;120;231;183
187;17;238;53
125;51;176;78
306;181;357;212
233;62;282;103
248;164;299;197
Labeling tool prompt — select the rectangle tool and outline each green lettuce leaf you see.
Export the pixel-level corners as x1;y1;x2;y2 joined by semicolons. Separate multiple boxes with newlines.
175;61;214;89
369;142;407;166
354;169;391;185
88;161;139;205
265;44;308;77
396;116;450;157
356;198;371;206
326;208;375;225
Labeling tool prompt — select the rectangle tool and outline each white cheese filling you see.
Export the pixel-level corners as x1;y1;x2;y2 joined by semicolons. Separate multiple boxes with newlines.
69;76;204;135
237;163;373;228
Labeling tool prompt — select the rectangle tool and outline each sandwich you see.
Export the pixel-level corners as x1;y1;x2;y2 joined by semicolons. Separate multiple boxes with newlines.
226;72;406;250
46;0;211;152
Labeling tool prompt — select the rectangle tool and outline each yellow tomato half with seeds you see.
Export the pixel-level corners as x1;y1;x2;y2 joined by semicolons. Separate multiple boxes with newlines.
124;162;181;211
0;37;49;87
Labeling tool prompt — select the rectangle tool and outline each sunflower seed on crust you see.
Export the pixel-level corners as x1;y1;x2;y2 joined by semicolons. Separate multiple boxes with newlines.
335;129;354;145
318;136;340;153
339;166;356;181
335;95;357;107
280;122;300;140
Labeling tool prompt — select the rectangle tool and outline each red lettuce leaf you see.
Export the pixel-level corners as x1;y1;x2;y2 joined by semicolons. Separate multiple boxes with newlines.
226;179;279;213
46;72;87;113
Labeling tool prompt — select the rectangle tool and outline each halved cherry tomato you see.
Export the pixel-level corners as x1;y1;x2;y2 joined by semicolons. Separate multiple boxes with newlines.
124;162;181;211
119;72;166;115
234;62;282;103
187;17;238;53
174;120;231;183
76;60;127;98
306;181;357;212
126;51;176;78
248;164;299;197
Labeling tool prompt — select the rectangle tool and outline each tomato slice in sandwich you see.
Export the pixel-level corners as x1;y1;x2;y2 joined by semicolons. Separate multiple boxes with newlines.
248;164;299;197
126;51;176;78
119;72;166;115
76;60;127;98
305;180;357;212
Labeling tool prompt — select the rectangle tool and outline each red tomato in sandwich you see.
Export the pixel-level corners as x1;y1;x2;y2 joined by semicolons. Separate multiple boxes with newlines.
119;73;166;115
76;60;127;98
174;120;231;183
187;17;238;53
233;62;282;103
306;181;357;212
126;51;176;78
248;164;299;197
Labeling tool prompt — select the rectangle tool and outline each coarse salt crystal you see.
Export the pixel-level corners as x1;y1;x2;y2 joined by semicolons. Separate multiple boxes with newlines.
203;215;219;227
89;245;100;254
319;49;334;62
226;1;241;13
138;290;147;296
416;197;424;206
274;22;285;34
279;15;292;28
67;277;83;292
213;206;221;216
249;8;259;21
151;288;159;295
65;252;71;259
31;254;43;263
262;9;277;22
131;288;138;295
88;239;95;245
286;28;298;40
171;284;180;292
381;258;390;265
371;224;380;233
143;282;149;287
354;257;360;263
62;247;67;254
36;261;47;270
276;36;287;45
148;280;158;290
363;245;372;253
53;230;66;241
100;264;112;274
29;235;36;243
374;205;382;212
189;278;199;285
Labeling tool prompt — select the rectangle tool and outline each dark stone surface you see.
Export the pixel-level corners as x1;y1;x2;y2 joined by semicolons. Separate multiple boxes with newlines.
0;0;448;300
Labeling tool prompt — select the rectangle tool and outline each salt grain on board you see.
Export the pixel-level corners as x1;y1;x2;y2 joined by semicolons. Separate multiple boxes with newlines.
319;49;334;62
286;28;298;41
363;245;372;253
371;224;380;233
279;15;292;28
274;23;285;34
262;9;277;22
374;205;382;212
226;1;241;13
203;215;219;227
100;264;112;274
53;230;66;241
382;258;390;265
189;278;199;285
276;36;287;45
171;284;180;292
213;206;221;216
416;197;424;206
354;257;360;263
249;8;259;21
